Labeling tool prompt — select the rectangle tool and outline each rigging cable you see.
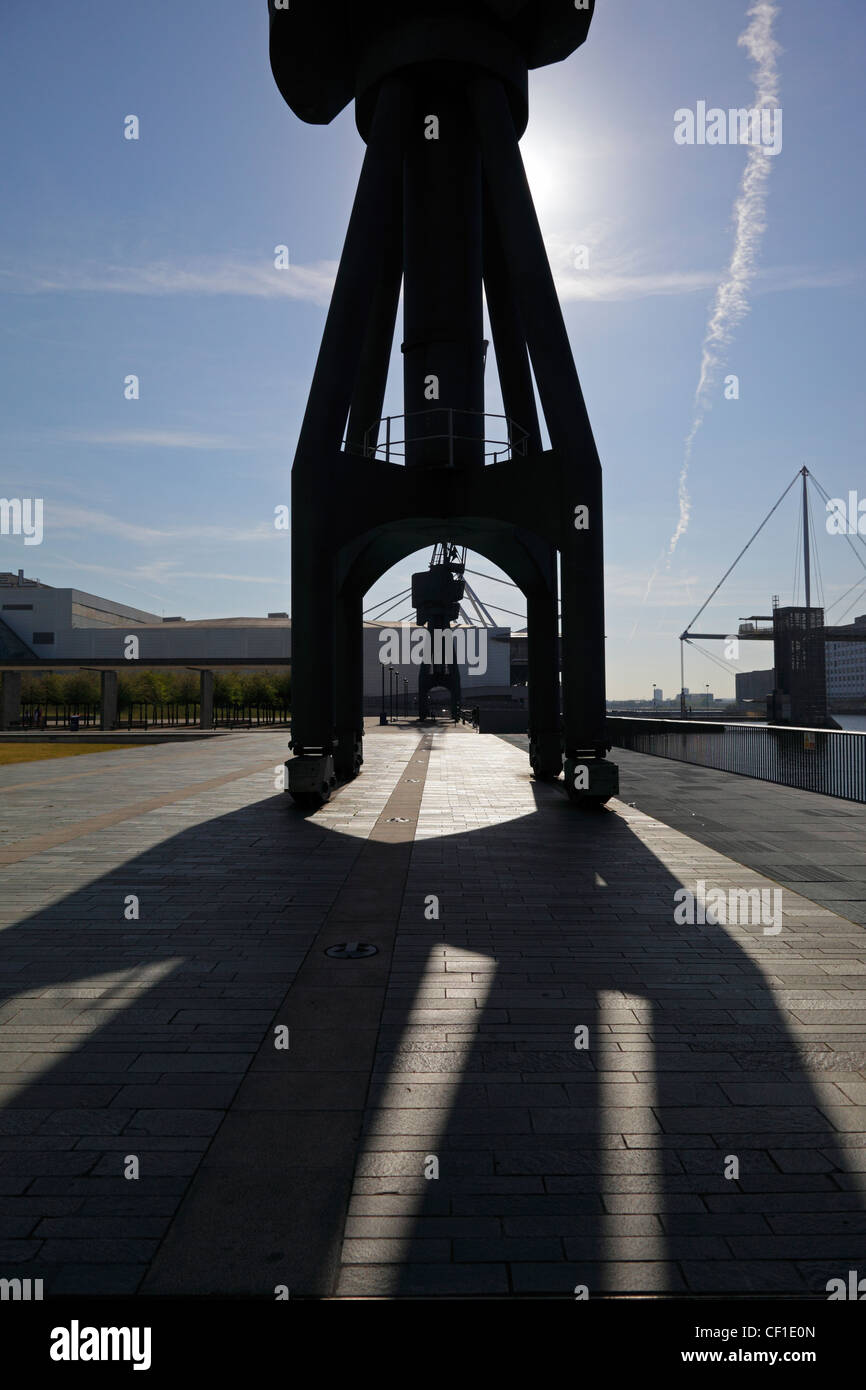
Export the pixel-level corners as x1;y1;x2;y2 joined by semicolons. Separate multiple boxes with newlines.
682;469;801;635
363;588;412;617
809;473;866;575
808;495;825;610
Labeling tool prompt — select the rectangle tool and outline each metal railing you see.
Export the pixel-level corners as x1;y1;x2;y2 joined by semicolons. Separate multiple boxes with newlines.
20;702;100;729
345;409;530;466
13;701;291;731
124;701;200;730
213;703;291;728
608;715;866;803
123;703;290;729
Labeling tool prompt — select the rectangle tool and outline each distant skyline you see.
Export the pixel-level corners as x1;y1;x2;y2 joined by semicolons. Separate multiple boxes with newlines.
2;1;865;698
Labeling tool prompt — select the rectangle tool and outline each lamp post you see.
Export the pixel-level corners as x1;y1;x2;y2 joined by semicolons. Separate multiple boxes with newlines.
379;661;387;724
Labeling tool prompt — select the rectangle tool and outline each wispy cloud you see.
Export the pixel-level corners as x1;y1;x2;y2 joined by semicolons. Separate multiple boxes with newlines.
552;262;861;303
37;553;280;604
668;0;782;558
57;429;247;450
3;245;859;309
35;553;182;608
49;502;279;546
607;563;701;608
0;257;337;305
150;569;280;584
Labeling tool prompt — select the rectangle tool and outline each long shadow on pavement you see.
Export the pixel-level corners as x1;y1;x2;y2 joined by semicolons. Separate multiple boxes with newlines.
0;751;863;1298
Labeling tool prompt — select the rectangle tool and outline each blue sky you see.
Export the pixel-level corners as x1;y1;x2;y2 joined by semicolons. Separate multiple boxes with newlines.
1;0;864;698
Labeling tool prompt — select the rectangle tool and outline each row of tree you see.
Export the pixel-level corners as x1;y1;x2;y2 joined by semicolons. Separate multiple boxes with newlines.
20;669;291;710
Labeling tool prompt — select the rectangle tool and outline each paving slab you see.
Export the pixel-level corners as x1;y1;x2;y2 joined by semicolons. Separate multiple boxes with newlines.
590;742;866;927
2;724;866;1297
335;728;866;1297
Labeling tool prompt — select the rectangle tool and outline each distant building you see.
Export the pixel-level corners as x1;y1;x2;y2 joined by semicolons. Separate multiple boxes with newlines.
0;571;288;663
736;668;775;703
826;615;866;701
364;621;512;710
1;569;158;648
509;630;528;685
770;606;828;726
0;572;512;708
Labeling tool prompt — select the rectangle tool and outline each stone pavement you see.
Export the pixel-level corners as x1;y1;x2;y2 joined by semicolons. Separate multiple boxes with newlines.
1;724;866;1298
604;744;866;929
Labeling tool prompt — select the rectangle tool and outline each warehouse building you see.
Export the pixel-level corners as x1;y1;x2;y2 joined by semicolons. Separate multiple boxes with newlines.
0;571;513;707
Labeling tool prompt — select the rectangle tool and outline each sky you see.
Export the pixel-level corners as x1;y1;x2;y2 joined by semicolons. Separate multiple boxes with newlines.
1;0;865;699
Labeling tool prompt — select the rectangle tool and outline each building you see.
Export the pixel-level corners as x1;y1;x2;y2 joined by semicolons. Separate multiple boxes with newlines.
363;621;512;711
769;606;828;725
0;570;162;657
0;572;513;709
735;668;775;703
826;614;866;702
0;572;291;664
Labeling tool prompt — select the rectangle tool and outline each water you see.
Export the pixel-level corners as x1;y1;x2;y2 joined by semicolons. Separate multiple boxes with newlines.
831;715;866;733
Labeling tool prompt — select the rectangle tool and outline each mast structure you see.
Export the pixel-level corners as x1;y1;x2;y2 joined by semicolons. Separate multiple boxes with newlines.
269;0;617;805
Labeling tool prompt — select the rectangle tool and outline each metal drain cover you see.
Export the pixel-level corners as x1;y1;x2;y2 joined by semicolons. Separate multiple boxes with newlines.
325;942;378;959
387;816;411;822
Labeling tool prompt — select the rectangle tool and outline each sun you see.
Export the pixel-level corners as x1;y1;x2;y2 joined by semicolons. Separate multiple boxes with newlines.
519;126;563;224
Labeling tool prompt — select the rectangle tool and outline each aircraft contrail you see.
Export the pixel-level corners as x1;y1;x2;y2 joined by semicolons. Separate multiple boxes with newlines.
667;0;782;561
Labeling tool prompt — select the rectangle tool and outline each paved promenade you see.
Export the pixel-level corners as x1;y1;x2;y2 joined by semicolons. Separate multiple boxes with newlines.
1;723;866;1298
607;744;866;928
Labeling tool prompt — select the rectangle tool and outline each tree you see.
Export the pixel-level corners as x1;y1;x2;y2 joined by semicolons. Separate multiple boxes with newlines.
62;673;100;707
42;674;67;706
172;671;200;704
21;673;45;702
215;671;243;705
272;670;291;705
240;672;277;706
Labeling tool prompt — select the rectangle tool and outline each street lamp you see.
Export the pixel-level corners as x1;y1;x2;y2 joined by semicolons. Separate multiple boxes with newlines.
379;662;387;724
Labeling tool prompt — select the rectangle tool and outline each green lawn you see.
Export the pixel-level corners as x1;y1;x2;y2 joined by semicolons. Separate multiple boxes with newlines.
0;742;130;765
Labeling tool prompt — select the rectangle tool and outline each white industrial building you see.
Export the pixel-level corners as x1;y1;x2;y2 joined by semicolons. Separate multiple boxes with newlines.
361;620;512;710
0;571;513;707
826;615;866;701
732;615;866;709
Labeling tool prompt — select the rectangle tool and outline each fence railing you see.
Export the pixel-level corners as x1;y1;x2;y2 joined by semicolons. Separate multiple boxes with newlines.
124;702;200;729
347;409;530;466
20;702;100;729
15;702;291;731
608;715;866;803
212;703;291;728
